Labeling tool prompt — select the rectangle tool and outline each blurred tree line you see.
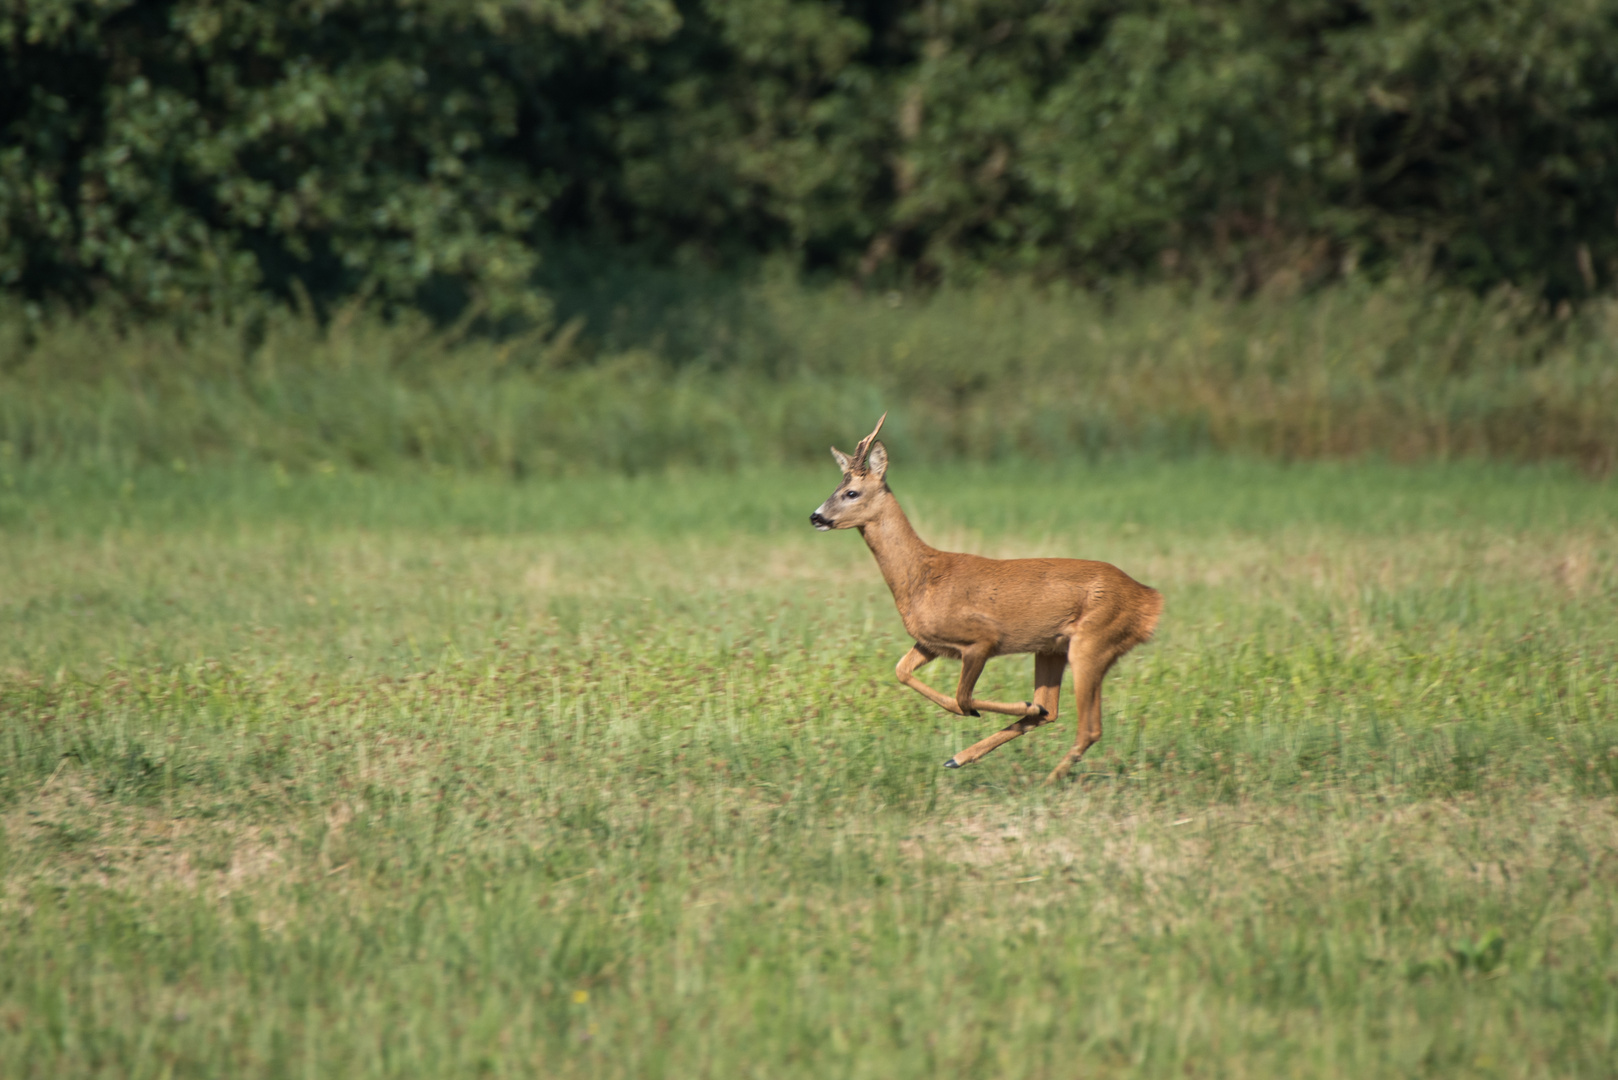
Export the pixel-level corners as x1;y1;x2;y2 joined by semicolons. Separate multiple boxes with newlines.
5;0;1618;316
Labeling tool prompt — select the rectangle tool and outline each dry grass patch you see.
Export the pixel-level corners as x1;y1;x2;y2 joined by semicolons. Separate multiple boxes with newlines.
2;766;290;903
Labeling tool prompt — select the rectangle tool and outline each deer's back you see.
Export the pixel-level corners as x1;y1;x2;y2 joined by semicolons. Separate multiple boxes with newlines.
905;553;1161;658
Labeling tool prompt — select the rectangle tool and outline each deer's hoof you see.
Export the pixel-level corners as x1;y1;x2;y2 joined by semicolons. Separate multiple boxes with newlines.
1031;702;1049;718
943;758;962;769
966;708;981;718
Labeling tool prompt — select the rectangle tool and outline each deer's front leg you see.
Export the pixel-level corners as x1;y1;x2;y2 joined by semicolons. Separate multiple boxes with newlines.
952;643;992;718
895;644;968;714
945;651;1064;770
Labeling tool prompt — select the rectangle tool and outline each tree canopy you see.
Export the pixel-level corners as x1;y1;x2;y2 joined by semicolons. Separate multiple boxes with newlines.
5;0;1616;313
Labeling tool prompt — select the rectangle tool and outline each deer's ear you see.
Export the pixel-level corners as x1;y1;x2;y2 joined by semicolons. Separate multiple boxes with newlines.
865;440;888;480
831;446;852;473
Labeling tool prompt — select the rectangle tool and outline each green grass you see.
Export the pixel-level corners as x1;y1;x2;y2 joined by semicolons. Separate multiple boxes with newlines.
2;457;1617;1078
5;272;1618;476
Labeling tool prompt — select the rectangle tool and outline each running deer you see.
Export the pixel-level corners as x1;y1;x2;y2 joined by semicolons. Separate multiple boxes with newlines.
810;414;1162;783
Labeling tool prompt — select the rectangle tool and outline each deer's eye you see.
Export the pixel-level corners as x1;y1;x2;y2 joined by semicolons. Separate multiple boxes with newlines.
844;490;860;499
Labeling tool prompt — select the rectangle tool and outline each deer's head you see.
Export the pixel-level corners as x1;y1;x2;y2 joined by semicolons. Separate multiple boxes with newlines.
810;413;889;531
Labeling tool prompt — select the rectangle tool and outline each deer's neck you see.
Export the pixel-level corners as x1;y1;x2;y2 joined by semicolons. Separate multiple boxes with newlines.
858;493;936;612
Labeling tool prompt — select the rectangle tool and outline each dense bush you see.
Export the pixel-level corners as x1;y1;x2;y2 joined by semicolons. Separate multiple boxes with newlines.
5;0;1618;313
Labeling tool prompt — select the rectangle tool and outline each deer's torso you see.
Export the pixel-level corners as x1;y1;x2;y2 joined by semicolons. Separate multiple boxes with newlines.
857;493;1160;661
898;553;1140;657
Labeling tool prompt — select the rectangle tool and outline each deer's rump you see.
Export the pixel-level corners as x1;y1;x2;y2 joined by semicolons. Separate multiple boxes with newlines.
904;555;1161;658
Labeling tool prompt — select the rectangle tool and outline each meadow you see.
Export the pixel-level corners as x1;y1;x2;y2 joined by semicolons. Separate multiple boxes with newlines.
2;454;1615;1078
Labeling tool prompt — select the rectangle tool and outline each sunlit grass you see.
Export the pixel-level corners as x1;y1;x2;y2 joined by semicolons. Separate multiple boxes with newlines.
2;458;1616;1077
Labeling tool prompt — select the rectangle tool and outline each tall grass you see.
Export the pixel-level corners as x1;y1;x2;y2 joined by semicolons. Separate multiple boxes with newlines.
4;273;1615;475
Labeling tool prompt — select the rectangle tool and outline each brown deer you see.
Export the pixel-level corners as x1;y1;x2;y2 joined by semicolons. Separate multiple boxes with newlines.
810;414;1162;783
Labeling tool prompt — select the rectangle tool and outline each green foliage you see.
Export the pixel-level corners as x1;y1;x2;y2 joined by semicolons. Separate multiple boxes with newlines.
6;0;1618;312
0;0;679;314
863;0;1618;290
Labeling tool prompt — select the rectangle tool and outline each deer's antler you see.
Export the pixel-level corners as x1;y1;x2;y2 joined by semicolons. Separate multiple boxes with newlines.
852;412;887;471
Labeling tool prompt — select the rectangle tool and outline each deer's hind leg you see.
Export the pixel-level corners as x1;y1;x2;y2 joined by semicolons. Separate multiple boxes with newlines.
1045;643;1118;784
944;652;1065;770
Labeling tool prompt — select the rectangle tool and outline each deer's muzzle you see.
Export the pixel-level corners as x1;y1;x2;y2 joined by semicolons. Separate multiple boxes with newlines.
809;511;832;531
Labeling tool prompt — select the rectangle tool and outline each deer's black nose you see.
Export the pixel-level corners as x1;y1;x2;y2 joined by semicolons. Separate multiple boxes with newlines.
809;512;831;530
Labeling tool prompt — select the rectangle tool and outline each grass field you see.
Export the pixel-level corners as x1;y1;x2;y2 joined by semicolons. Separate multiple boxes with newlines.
2;456;1616;1077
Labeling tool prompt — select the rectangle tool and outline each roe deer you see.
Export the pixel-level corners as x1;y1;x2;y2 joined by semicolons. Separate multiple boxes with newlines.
810;414;1162;783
